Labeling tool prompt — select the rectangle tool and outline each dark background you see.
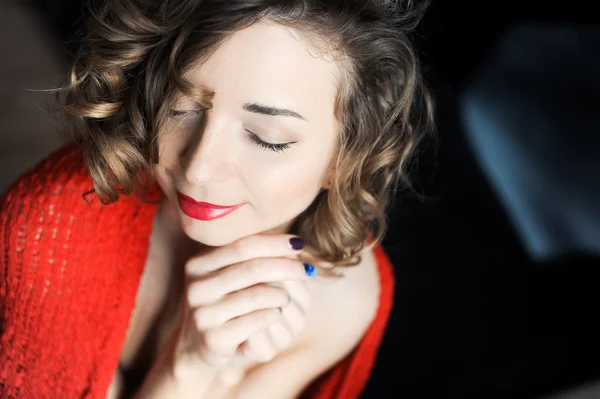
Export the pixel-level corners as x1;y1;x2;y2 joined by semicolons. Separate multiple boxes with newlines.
371;2;600;398
10;0;600;398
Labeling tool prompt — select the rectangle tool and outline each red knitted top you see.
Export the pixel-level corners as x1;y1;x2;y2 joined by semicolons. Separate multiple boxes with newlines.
0;144;395;399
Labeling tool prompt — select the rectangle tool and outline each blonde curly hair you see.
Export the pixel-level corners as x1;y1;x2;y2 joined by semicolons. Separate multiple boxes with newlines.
57;0;434;269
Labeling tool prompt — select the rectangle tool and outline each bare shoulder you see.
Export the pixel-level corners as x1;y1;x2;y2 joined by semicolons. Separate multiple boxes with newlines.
312;246;380;311
304;246;381;349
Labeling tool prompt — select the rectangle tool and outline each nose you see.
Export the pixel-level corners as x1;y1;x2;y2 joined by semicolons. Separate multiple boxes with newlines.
180;118;234;184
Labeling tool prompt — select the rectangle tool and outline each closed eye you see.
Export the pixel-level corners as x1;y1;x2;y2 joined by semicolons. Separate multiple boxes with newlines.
246;130;296;153
168;109;203;117
167;110;295;153
169;109;187;117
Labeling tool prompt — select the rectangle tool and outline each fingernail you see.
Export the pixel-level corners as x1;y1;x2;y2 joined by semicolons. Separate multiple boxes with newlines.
289;237;304;250
303;263;317;277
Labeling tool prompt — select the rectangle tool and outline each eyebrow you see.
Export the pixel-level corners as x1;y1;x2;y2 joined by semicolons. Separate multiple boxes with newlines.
243;102;307;121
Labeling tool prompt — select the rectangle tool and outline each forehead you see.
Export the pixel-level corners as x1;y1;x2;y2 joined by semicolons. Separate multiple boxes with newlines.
184;21;341;121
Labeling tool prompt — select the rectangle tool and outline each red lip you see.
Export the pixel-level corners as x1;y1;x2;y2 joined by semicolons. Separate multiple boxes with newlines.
177;192;244;221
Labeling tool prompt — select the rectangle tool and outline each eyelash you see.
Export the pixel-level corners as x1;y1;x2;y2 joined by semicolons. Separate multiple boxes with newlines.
168;109;294;153
246;130;294;153
169;109;197;117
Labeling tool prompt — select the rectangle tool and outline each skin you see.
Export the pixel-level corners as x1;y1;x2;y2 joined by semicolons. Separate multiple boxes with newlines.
154;20;341;246
111;20;381;398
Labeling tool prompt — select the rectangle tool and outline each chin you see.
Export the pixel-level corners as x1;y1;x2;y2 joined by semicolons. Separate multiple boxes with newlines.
177;212;293;248
177;216;242;247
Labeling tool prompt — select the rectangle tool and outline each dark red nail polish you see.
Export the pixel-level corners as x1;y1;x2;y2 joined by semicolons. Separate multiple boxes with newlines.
289;237;304;250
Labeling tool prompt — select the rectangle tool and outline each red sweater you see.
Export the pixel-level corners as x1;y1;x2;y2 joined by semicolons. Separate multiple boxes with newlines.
0;144;395;399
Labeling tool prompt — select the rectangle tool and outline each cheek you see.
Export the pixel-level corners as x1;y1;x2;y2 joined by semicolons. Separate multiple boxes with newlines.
249;156;326;214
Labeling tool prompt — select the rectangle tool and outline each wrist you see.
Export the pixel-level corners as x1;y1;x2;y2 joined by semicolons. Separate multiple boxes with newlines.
171;354;219;382
132;351;221;399
172;352;247;397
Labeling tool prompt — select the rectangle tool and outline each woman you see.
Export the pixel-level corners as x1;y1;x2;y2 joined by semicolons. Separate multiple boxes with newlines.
0;0;433;397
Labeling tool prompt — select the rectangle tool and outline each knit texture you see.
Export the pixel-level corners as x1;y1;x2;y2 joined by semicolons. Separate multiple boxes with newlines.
0;144;395;399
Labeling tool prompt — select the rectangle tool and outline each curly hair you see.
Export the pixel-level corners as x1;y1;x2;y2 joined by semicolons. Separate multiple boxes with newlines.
57;0;434;270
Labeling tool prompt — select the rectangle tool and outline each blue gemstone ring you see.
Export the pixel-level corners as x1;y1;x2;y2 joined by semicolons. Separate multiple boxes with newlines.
303;263;317;277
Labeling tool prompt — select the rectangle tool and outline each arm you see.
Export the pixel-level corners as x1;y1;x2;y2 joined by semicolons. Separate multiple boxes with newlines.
132;329;221;399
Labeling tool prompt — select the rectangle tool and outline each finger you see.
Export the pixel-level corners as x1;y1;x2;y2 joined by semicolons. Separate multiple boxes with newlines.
201;308;280;357
280;300;306;335
186;234;305;276
193;284;290;330
267;322;293;351
280;280;312;313
188;258;309;306
241;330;277;363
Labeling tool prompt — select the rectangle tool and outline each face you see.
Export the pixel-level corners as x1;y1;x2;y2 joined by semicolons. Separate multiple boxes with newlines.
154;21;341;247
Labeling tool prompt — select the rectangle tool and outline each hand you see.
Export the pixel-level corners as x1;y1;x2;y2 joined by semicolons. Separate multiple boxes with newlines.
171;234;315;378
233;278;312;365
